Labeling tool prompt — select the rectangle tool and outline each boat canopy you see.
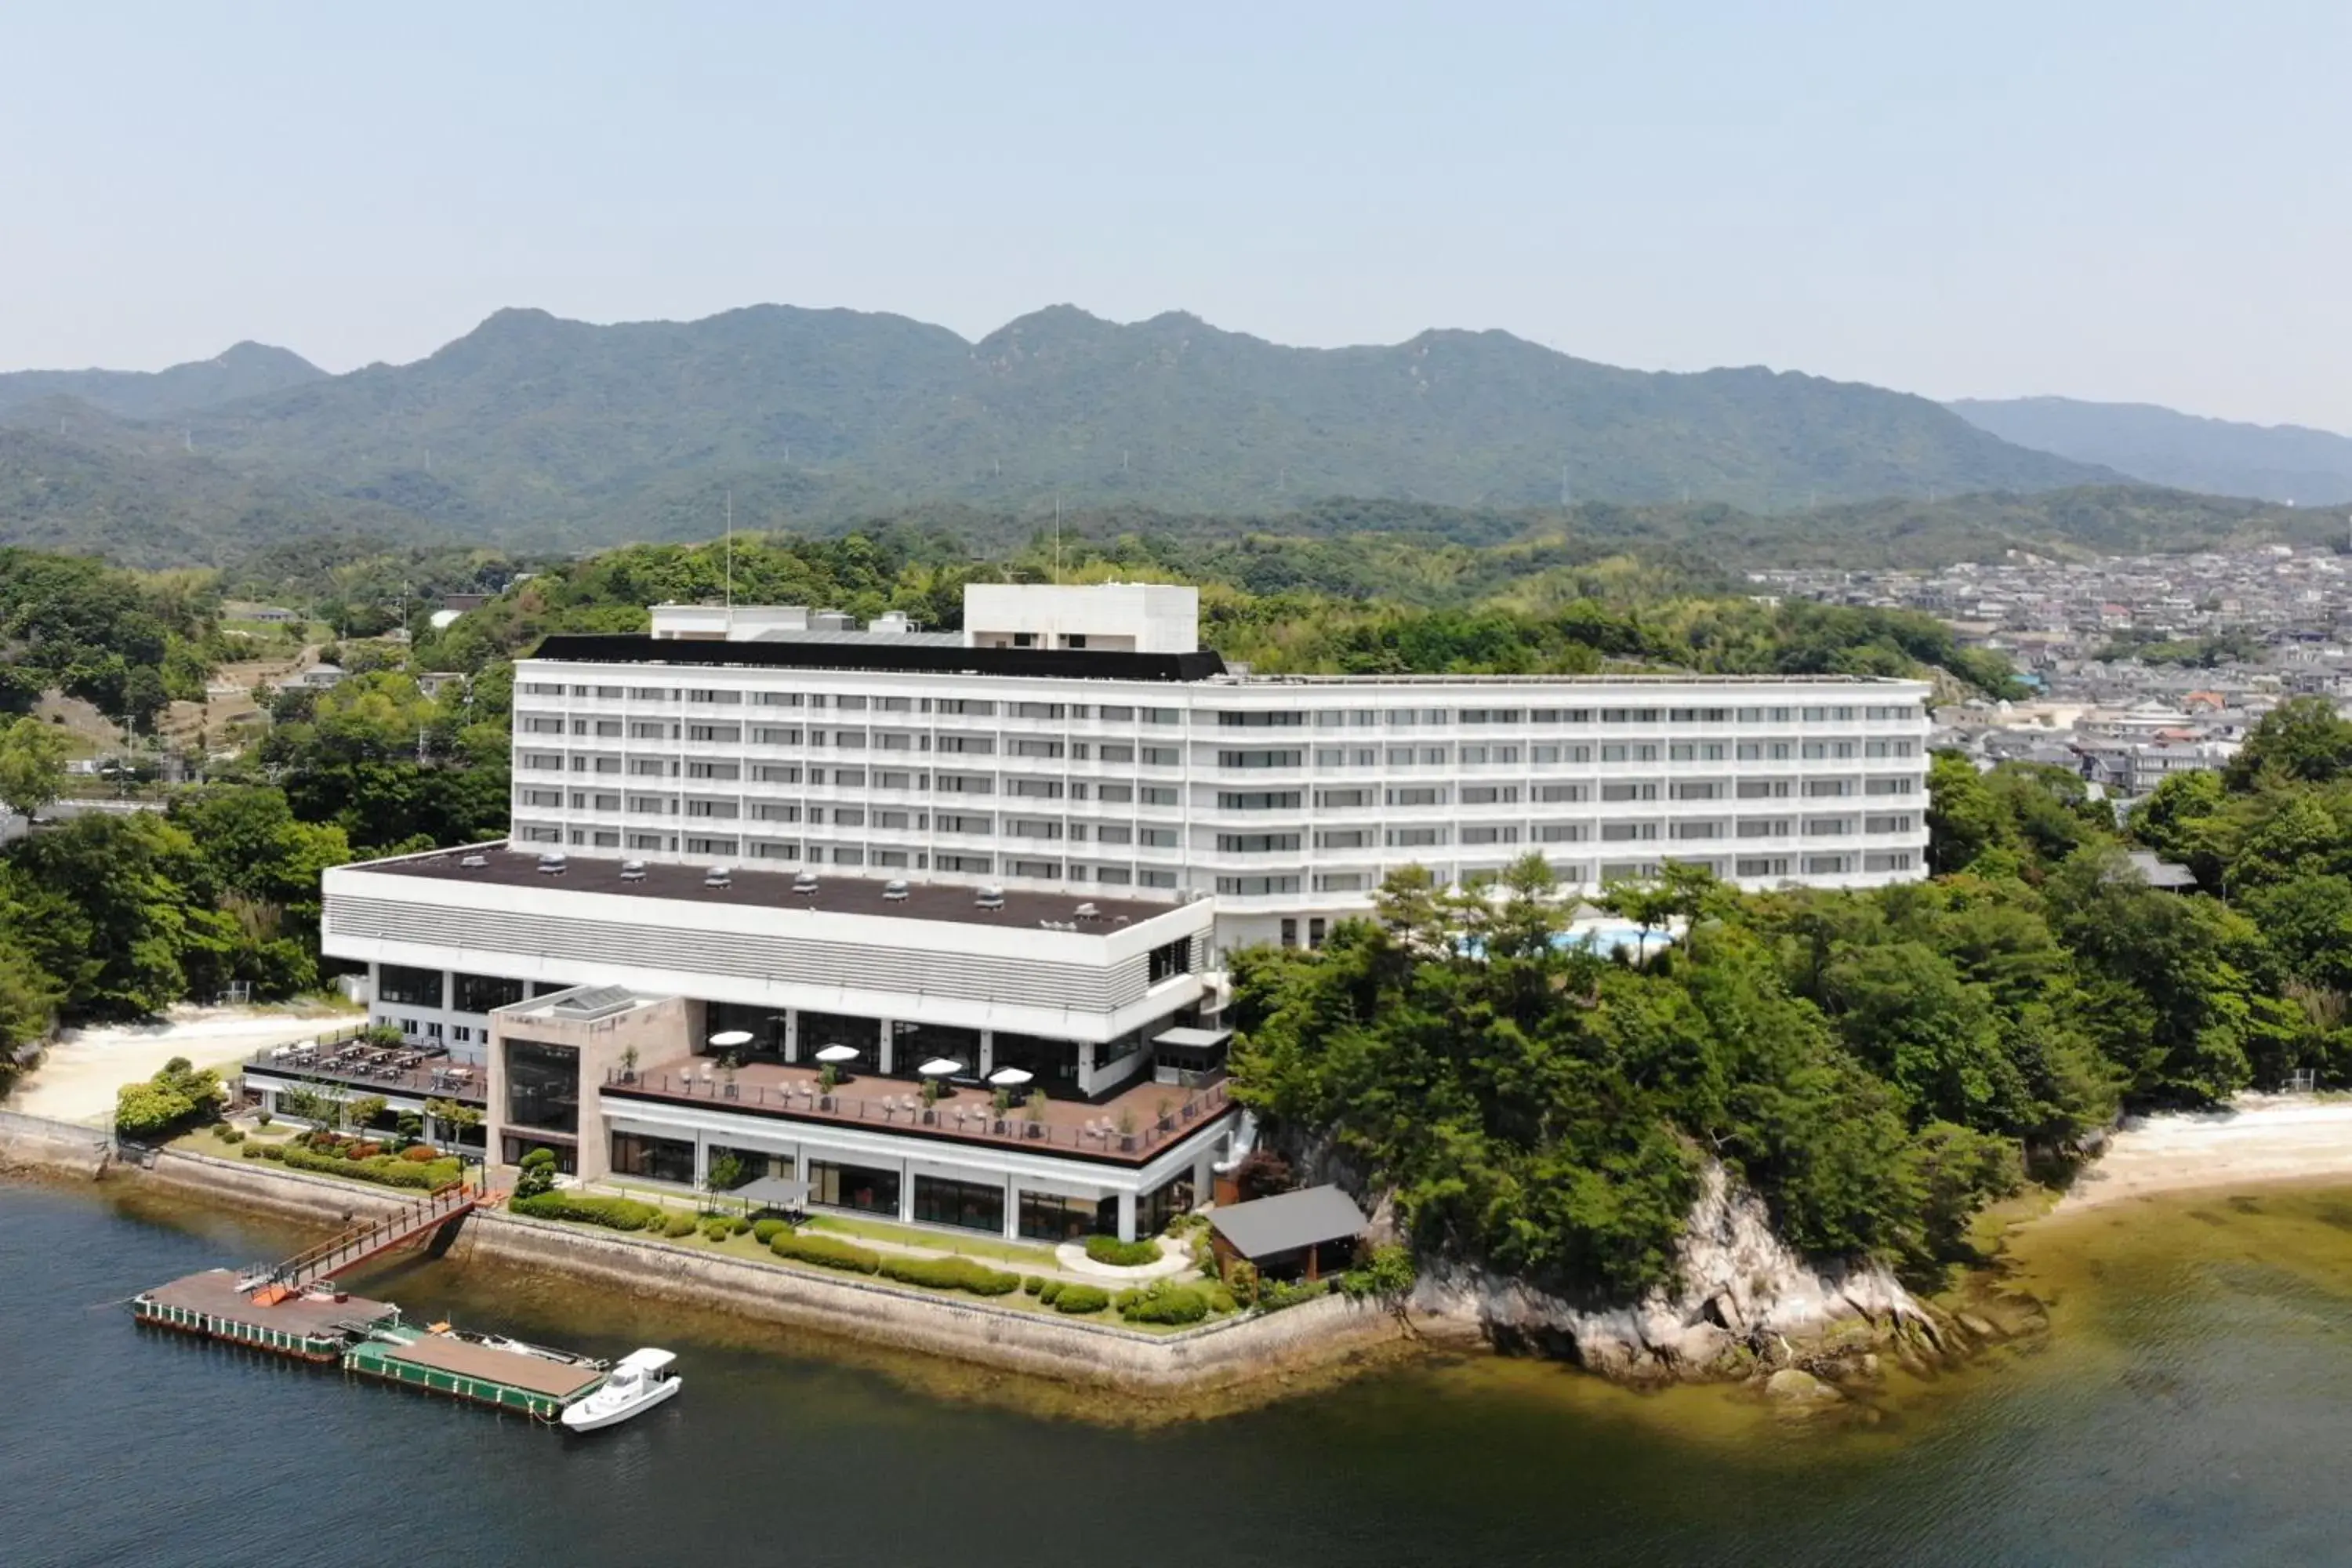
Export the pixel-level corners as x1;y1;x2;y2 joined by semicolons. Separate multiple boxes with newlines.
612;1348;677;1374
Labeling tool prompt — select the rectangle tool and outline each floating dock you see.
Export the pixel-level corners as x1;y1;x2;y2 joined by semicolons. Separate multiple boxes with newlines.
343;1327;606;1421
134;1269;400;1362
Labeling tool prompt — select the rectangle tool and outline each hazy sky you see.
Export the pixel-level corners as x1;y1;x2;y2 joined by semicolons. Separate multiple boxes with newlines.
4;2;2347;429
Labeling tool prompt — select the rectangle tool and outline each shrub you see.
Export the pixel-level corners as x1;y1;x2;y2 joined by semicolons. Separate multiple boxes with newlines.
728;1216;753;1236
241;1145;263;1160
1227;1260;1260;1306
662;1212;699;1239
1051;1284;1111;1315
1259;1278;1330;1312
1037;1279;1064;1305
1204;1284;1238;1314
1083;1236;1163;1268
260;1144;285;1160
1022;1275;1047;1296
879;1255;1022;1296
398;1144;441;1163
510;1192;662;1231
213;1126;246;1145
1119;1283;1210;1325
770;1230;883;1274
276;1144;461;1190
256;1112;273;1129
1339;1243;1418;1300
753;1218;789;1244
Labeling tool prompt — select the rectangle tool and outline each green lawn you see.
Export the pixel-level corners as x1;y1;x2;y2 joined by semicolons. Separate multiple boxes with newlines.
800;1211;1058;1266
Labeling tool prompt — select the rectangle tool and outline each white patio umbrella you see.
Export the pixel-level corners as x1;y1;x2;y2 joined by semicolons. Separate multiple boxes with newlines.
707;1029;754;1050
987;1066;1034;1087
813;1044;862;1065
916;1057;966;1077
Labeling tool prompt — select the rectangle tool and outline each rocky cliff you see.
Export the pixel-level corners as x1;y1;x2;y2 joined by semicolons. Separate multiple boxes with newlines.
1407;1163;1954;1394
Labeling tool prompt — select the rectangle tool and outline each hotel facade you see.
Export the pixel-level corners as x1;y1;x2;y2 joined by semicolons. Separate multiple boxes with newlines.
294;583;1931;1243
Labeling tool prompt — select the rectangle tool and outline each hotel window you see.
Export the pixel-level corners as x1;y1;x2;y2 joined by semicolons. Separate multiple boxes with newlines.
1316;828;1373;849
937;699;995;717
1097;704;1134;721
937;852;993;873
687;724;741;743
521;788;562;808
503;1037;579;1134
687;761;739;780
1385;826;1446;847
1094;823;1133;844
1011;738;1064;757
685;799;739;818
1009;778;1065;799
1139;786;1179;805
1461;826;1520;845
1219;749;1302;769
1864;851;1915;872
609;1132;696;1186
1803;779;1854;798
1600;822;1659;842
1315;871;1370;892
1218;790;1302;810
1138;826;1180;848
1096;782;1134;803
1737;856;1791;877
1012;702;1066;720
829;847;865;866
1141;746;1181;766
521;752;562;771
809;1160;901;1217
687;689;742;705
1007;858;1060;878
1385;746;1417;767
376;964;442;1007
1007;818;1063;839
753;764;803;784
1738;819;1793;837
1535;783;1588;803
1865;778;1916;796
1142;708;1179;725
835;695;869;711
1669;822;1722;840
1215;875;1301;896
832;730;869;749
522;717;564;734
1098;742;1135;763
755;691;803;708
937;734;994;754
1737;780;1791;800
1218;833;1301;853
1316;787;1371;808
1601;782;1658;802
1218;711;1305;727
751;840;800;859
1671;781;1723;800
831;807;866;827
686;837;740;855
1385;786;1444;807
828;768;867;787
752;803;800;822
1534;824;1584;843
1804;855;1852;875
936;773;994;795
1865;815;1915;834
1803;818;1856;837
1460;786;1520;804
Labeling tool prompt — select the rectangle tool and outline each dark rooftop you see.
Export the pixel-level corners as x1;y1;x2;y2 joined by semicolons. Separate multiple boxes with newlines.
1207;1185;1369;1260
525;633;1227;684
361;847;1185;931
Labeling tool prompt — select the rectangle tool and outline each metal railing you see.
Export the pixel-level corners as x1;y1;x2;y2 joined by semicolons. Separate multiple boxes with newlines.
602;1069;1231;1159
245;1040;488;1104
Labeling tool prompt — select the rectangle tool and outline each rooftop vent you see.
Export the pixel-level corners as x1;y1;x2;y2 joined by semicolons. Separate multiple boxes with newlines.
703;865;734;889
619;859;648;882
974;884;1005;911
883;879;910;902
1073;902;1101;920
459;853;489;870
792;872;821;895
535;852;568;876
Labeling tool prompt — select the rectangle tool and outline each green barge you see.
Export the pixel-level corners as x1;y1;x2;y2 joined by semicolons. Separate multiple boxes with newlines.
133;1268;609;1423
342;1325;606;1420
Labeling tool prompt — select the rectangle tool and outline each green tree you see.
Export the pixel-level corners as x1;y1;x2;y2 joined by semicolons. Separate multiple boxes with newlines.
0;716;69;818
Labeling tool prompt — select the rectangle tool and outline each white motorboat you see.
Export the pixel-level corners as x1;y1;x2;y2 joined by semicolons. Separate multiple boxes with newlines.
559;1348;681;1432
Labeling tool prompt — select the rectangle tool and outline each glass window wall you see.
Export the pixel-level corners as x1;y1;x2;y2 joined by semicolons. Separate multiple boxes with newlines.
808;1159;900;1216
913;1174;1005;1234
1138;1171;1193;1238
706;1000;789;1062
503;1037;580;1134
610;1131;696;1185
1017;1190;1112;1243
453;972;526;1014
377;964;444;1008
500;1134;575;1173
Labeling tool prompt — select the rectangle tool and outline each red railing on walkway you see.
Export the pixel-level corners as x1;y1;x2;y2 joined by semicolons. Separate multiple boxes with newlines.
250;1183;480;1300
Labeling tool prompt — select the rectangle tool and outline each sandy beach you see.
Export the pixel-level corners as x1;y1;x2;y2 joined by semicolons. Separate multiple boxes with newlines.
2059;1095;2352;1211
5;1006;354;1126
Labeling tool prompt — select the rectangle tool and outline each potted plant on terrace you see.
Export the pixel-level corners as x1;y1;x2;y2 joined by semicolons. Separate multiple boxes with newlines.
1023;1089;1047;1139
993;1087;1013;1133
1156;1097;1174;1133
920;1075;942;1123
817;1063;840;1110
1116;1106;1138;1152
619;1044;640;1084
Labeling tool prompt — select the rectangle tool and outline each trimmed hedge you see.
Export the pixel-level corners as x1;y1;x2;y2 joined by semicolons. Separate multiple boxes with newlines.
770;1230;884;1274
1052;1284;1111;1315
880;1255;1022;1296
1022;1275;1047;1296
660;1211;699;1238
1037;1279;1064;1305
1083;1236;1163;1268
1116;1283;1210;1325
510;1192;662;1231
752;1218;789;1244
277;1144;460;1191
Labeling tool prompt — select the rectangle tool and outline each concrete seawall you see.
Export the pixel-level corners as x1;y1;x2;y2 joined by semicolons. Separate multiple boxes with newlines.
1;1115;1409;1396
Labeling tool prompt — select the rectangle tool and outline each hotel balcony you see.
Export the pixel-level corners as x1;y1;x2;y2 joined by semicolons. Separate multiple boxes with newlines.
601;1057;1233;1167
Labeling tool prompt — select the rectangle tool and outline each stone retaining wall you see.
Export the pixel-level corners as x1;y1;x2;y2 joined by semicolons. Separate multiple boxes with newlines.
0;1109;114;1178
0;1118;1405;1394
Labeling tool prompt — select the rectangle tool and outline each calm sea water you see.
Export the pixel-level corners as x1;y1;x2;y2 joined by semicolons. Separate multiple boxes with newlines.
5;1178;2352;1567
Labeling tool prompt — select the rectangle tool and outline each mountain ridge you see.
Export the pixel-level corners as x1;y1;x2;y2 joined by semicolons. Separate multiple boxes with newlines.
1949;395;2352;506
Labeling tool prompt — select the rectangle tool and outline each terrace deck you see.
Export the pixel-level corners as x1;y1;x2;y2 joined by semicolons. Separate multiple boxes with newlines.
136;1269;399;1361
368;1334;604;1399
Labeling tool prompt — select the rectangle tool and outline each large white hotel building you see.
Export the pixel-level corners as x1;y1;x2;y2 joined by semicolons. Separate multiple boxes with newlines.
279;583;1929;1245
